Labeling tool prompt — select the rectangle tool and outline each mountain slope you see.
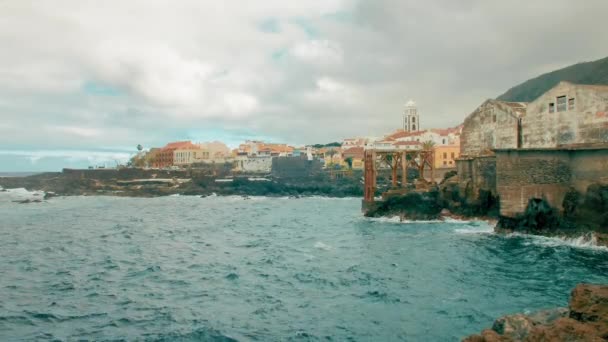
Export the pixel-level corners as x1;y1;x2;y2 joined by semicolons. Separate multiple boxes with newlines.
497;56;608;102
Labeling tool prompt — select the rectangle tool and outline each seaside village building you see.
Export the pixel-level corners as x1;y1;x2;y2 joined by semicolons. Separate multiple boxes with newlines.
458;81;608;218
366;99;462;174
151;141;231;169
232;140;296;173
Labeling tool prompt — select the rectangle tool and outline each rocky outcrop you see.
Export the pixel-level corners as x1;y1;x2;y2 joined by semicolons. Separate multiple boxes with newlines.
438;175;500;218
463;284;608;341
496;184;608;242
363;190;443;220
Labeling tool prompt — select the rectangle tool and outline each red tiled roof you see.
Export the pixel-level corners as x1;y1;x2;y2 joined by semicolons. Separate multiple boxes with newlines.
342;146;364;158
161;141;197;151
386;130;425;140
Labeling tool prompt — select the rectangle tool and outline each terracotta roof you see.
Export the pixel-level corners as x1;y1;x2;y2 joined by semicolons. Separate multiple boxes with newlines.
162;141;197;151
342;146;364;158
386;130;425;140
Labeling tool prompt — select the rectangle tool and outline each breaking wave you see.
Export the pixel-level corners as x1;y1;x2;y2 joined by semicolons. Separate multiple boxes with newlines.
517;233;608;252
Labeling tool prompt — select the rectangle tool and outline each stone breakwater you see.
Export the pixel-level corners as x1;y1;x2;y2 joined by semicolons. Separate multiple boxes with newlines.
463;284;608;341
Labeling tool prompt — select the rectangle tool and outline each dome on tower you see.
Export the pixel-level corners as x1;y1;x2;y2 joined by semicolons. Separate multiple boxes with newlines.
405;99;416;107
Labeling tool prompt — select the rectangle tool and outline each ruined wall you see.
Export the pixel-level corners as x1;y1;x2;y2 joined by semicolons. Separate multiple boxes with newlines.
471;156;497;195
455;156;497;199
497;150;572;217
523;82;608;148
460;100;523;157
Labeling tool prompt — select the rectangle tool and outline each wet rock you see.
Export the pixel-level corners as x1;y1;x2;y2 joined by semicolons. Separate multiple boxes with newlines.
569;284;608;337
463;284;608;341
43;192;57;200
525;318;604;341
12;199;43;204
364;190;442;219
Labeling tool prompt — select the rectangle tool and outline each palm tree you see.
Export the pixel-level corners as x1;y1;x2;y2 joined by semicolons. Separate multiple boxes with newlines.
419;140;435;180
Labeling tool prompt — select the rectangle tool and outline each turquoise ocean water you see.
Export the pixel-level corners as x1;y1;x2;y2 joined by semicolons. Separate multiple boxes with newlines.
1;192;607;341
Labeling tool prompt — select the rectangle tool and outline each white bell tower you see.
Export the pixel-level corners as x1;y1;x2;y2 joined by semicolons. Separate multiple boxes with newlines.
402;99;420;132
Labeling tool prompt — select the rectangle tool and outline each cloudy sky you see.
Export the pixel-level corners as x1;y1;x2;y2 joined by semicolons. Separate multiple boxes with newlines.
1;0;607;171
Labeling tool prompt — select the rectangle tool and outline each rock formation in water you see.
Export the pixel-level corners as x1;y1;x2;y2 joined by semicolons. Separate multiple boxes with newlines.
463;283;608;341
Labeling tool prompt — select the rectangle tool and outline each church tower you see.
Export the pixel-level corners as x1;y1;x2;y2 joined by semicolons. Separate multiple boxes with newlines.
403;100;420;132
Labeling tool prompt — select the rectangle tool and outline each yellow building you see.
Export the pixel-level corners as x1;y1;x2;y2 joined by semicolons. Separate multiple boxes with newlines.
173;147;211;166
433;145;459;169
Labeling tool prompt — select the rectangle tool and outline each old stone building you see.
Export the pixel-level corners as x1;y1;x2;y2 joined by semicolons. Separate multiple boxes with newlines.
455;100;527;204
495;82;608;217
460;99;527;158
522;81;608;148
456;82;608;219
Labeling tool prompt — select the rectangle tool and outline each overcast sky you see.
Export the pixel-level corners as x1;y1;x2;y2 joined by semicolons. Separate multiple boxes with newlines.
1;0;608;171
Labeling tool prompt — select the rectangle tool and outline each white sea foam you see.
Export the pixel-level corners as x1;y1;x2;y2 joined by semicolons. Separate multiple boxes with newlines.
366;216;457;224
453;225;495;235
313;241;333;251
508;233;608;251
0;187;45;203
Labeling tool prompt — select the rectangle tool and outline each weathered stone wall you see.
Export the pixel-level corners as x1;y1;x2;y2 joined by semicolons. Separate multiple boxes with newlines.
523;82;608;148
456;157;496;193
496;148;608;218
570;149;608;192
460;100;524;157
471;156;497;195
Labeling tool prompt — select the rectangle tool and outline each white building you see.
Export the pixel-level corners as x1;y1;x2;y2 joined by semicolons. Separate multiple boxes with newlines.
403;100;420;132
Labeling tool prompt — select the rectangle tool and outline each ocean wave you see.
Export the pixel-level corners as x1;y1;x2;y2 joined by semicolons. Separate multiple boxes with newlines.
514;233;608;252
366;216;442;224
453;226;495;235
0;187;46;202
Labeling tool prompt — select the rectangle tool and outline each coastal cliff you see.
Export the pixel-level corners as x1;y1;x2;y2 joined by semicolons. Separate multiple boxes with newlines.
463;284;608;341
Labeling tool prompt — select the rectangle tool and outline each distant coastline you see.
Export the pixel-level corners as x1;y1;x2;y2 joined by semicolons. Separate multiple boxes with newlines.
0;172;43;178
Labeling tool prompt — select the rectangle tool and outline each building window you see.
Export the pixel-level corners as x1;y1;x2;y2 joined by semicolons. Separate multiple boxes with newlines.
556;96;567;112
549;102;555;113
443;152;447;159
449;161;453;165
412;117;416;123
443;161;447;166
451;152;455;159
412;124;416;130
442;139;446;144
568;98;575;110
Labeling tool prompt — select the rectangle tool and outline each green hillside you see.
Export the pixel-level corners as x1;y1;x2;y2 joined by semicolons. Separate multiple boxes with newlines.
497;56;608;102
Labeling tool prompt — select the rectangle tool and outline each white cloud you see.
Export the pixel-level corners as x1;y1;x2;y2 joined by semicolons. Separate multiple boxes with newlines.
291;40;344;65
1;0;608;161
0;150;132;166
316;77;344;92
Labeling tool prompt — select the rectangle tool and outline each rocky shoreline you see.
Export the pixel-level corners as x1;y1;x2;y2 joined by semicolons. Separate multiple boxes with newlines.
363;173;608;246
463;284;608;341
0;169;365;199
